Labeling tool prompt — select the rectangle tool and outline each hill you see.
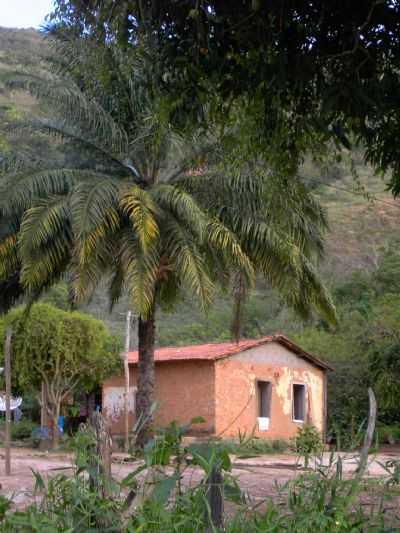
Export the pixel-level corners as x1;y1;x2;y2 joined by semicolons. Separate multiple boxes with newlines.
305;152;400;278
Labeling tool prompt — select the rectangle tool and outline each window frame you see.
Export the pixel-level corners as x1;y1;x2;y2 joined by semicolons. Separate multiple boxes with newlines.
292;382;306;423
256;380;272;419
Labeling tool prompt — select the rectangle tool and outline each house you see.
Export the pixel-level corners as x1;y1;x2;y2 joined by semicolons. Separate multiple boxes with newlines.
102;334;332;441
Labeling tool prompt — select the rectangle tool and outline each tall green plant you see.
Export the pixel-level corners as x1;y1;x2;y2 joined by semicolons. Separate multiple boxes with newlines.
0;303;121;447
0;40;335;445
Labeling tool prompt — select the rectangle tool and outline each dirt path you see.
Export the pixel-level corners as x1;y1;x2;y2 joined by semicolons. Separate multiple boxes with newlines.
0;448;398;509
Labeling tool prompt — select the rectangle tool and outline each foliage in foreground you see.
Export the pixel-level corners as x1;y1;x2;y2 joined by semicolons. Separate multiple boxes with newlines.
1;419;400;532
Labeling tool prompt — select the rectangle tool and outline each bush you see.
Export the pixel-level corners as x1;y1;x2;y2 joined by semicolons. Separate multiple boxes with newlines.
271;439;290;453
214;433;290;457
294;424;323;468
376;423;400;445
11;419;38;441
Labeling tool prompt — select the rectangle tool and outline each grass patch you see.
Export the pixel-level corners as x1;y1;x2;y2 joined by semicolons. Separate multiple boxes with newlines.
212;435;291;457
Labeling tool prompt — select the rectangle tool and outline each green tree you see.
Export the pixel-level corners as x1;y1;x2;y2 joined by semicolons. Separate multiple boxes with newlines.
0;213;23;314
295;309;370;443
0;41;335;445
367;295;400;421
0;304;121;448
49;1;400;196
296;242;400;442
372;241;400;295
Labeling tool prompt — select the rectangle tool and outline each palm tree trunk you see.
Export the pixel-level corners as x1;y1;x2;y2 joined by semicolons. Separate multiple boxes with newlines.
135;303;156;448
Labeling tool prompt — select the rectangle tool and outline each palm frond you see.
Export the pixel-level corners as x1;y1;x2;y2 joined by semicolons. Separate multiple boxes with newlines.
162;214;214;310
70;235;117;304
233;218;301;285
18;196;72;289
107;262;126;310
0;234;19;280
70;178;121;264
207;220;255;285
11;119;132;174
19;196;71;256
151;184;207;241
5;72;128;156
290;259;337;325
120;185;159;252
0;168;75;216
119;229;160;318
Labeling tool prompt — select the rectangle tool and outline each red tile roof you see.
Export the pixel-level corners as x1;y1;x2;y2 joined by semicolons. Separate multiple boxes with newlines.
128;334;332;370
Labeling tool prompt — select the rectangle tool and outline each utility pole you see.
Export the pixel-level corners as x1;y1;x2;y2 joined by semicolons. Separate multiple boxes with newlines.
123;311;131;452
4;327;12;476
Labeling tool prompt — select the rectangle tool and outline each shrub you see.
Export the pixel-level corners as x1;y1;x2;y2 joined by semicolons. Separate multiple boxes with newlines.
294;424;323;468
271;439;290;453
213;433;291;458
376;423;400;445
11;419;38;441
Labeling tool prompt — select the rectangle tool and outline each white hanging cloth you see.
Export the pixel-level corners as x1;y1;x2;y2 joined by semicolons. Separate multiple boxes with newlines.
0;394;22;411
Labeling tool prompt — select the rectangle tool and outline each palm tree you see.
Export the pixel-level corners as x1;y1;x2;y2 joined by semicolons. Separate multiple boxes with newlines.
0;41;335;445
0;214;23;314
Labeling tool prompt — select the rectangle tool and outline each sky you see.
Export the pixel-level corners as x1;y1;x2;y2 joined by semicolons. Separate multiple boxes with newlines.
0;0;54;29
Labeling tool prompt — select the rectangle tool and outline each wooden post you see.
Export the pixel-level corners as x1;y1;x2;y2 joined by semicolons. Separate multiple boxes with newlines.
346;388;377;504
356;387;377;478
124;310;131;452
89;411;112;494
323;371;328;444
4;327;12;476
40;381;46;427
205;465;224;531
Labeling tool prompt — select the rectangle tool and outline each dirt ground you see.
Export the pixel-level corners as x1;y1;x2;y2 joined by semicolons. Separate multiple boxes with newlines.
1;447;399;510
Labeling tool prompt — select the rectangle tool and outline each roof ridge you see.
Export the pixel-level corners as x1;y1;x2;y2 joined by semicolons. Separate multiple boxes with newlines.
126;334;332;371
127;334;276;354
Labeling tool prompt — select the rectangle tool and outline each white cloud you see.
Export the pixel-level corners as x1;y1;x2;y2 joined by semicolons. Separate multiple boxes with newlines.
0;0;54;29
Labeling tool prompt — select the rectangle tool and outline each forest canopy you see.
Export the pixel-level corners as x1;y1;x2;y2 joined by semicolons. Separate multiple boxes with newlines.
49;1;400;193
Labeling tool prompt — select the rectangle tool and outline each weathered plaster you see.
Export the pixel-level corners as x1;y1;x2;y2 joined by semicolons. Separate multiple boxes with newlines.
214;342;325;440
102;386;136;422
275;366;292;416
230;342;320;370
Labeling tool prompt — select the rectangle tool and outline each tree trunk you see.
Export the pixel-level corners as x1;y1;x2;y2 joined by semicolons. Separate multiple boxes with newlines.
52;403;61;449
135;303;156;448
124;311;132;452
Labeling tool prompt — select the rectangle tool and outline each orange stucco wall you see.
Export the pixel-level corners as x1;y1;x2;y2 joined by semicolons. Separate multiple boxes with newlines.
102;341;326;441
214;342;325;440
102;360;215;435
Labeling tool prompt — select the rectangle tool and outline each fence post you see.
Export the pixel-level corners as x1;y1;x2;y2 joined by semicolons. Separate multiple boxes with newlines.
206;464;224;531
356;387;377;478
4;327;12;476
89;411;112;495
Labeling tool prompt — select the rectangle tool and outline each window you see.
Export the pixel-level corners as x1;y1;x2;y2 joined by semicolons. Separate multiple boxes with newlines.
293;384;306;422
257;381;272;418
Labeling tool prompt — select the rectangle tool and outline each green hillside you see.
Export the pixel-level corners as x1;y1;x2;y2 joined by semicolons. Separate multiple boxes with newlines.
0;28;45;117
308;154;400;278
1;27;399;344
